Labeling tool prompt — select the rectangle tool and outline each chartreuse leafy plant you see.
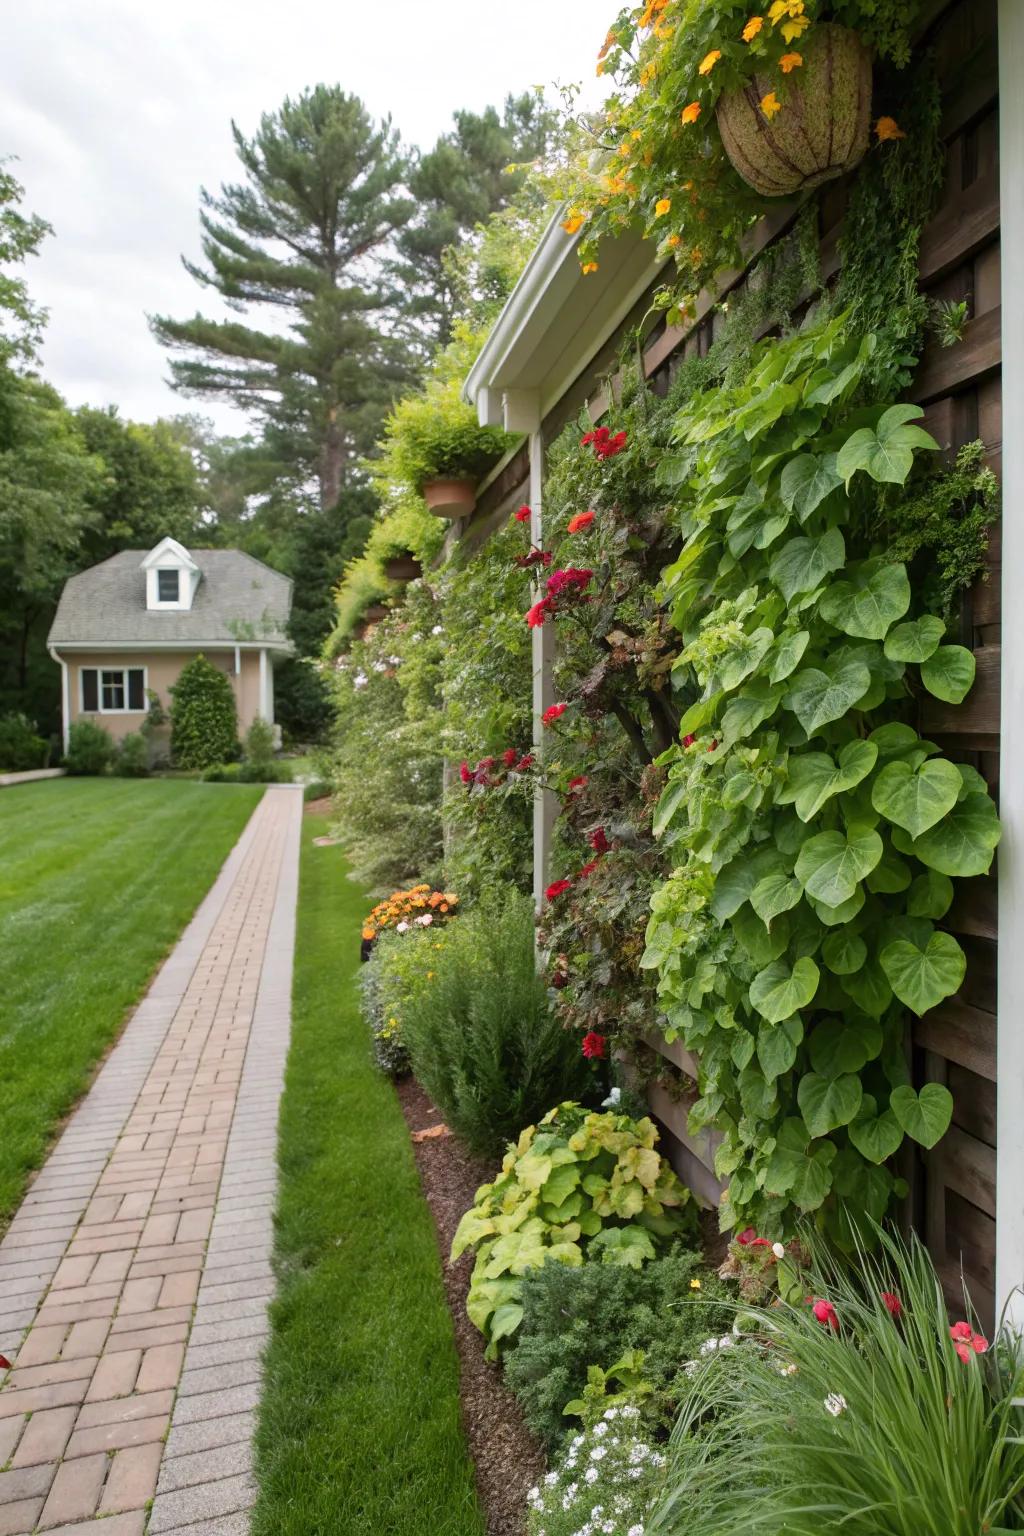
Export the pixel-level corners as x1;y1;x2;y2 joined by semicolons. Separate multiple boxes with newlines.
451;1102;695;1357
643;313;1000;1243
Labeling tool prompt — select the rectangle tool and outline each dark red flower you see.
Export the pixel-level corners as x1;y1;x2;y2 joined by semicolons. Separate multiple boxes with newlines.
515;754;534;772
568;510;596;534
568;775;588;792
514;548;553;568
589;827;610;854
550;971;569;989
526;597;556;628
683;734;696;748
545;878;573;901
577;858;600;878
503;748;518;767
736;1228;758;1246
459;760;471;784
812;1299;839;1332
514;504;532;522
546;567;593;598
881;1291;902;1319
582;1031;607;1059
0;1355;10;1371
542;703;567;726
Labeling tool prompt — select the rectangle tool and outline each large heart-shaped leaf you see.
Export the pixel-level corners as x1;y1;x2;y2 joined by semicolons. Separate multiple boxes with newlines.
748;956;820;1024
797;1071;863;1138
795;824;883;908
871;758;962;838
712;849;784;921
883;616;945;663
769;527;846;603
779;453;843;521
879;932;966;1015
768;629;810;684
840;959;892;1018
820;929;867;976
791;1144;838;1210
808;1016;881;1077
836;403;938;487
906;870;954;920
786;661;871;737
890;1083;953;1149
892;792;1001;877
757;1016;803;1080
818;561;910;640
750;872;803;925
779;740;877;822
920;644;976;704
848;1103;904;1164
712;628;774;693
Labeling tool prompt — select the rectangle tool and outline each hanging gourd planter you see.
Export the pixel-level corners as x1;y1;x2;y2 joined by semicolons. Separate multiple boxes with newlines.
716;24;872;197
422;478;477;519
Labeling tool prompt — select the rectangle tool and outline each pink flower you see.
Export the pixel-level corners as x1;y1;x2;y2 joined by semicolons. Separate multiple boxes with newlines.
514;504;531;523
459;760;471;784
415;913;433;926
503;748;518;767
577;858;600;878
582;1031;607;1059
736;1228;758;1247
568;775;588;792
542;703;567;727
515;754;534;772
545;878;573;901
881;1292;902;1319
526;597;556;628
683;734;696;748
950;1321;988;1360
546;567;593;599
812;1299;839;1332
568;510;596;534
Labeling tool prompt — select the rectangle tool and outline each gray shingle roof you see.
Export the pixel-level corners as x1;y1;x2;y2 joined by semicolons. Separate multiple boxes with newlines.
48;549;293;648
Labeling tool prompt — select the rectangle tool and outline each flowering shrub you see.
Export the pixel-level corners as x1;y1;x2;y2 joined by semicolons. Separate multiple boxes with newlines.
643;314;1000;1243
360;924;452;1077
526;1407;664;1536
360;882;459;944
452;1102;695;1356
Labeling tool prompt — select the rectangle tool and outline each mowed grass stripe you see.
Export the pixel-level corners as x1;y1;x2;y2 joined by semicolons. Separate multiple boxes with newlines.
0;778;263;1222
252;814;484;1536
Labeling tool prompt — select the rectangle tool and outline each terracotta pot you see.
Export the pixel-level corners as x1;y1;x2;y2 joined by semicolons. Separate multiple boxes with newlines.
716;24;872;198
363;603;388;623
422;477;477;519
383;554;422;582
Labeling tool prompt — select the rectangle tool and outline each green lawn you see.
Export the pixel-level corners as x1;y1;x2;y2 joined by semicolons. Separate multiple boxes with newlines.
0;777;263;1223
251;814;484;1536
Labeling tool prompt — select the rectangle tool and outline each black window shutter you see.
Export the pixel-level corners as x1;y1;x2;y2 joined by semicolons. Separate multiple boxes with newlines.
127;670;145;710
81;668;98;712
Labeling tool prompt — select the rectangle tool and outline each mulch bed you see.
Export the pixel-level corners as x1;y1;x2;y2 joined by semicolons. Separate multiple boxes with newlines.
397;1077;545;1536
304;795;332;816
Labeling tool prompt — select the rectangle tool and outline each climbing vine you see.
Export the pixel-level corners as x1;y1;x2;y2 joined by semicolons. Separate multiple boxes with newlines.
642;313;1000;1242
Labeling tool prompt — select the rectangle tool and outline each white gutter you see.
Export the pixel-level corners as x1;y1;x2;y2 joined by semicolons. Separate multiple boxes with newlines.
49;646;70;755
997;0;1024;1331
46;640;293;654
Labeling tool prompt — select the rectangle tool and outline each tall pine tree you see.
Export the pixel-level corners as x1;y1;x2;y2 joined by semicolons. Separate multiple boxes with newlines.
151;87;413;513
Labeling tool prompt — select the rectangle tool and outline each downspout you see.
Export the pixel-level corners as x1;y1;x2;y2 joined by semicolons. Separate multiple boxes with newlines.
48;646;70;756
997;0;1024;1330
521;406;558;914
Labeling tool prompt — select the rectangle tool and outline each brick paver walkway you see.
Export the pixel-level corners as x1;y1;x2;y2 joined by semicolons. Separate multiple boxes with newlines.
0;785;303;1535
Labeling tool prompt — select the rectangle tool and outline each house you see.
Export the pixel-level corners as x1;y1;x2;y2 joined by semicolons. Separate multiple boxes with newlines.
47;537;293;750
460;1;1014;1328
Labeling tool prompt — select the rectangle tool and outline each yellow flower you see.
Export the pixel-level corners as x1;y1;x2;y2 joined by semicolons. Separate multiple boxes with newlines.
562;212;584;235
581;261;599;274
690;1277;702;1290
742;14;764;40
654;197;671;217
779;50;802;71
632;128;643;139
875;115;906;141
699;48;721;75
768;0;804;17
680;101;702;125
780;13;810;41
667;233;681;247
760;91;782;119
426;970;435;980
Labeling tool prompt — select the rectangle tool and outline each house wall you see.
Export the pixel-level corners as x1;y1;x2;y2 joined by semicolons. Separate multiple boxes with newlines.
59;648;269;743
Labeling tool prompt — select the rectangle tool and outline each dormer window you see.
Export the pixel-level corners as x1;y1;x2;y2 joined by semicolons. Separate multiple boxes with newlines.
141;537;199;612
157;569;180;603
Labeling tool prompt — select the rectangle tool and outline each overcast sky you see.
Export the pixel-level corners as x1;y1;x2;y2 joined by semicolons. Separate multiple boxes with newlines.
1;1;602;434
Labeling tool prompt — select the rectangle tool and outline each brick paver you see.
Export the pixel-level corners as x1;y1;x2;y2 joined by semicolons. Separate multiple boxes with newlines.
0;786;302;1533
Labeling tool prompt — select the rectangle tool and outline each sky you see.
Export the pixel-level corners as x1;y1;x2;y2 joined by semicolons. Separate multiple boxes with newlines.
1;0;604;434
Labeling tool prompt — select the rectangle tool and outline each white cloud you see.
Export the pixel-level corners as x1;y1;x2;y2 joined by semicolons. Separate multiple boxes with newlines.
0;0;604;432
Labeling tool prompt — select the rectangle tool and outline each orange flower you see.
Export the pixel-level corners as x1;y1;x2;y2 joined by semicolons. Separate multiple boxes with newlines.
654;197;671;217
760;91;782;118
667;233;681;248
581;261;599;274
779;50;802;71
361;926;375;941
681;102;702;125
597;27;616;60
562;211;584;235
742;15;764;40
699;49;721;75
876;116;905;141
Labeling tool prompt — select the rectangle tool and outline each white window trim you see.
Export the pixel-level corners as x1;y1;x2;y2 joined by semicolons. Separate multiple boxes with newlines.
79;665;149;716
154;569;182;606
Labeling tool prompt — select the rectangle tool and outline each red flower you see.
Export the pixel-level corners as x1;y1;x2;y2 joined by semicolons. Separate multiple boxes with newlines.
950;1321;988;1360
551;971;569;989
707;739;718;752
950;1321;973;1341
568;775;588;792
683;734;696;748
582;426;628;461
545;878;573;901
526;597;556;628
542;703;567;726
0;1355;10;1371
514;548;553;568
515;754;534;771
972;1334;989;1353
590;827;610;854
881;1291;902;1319
459;760;471;784
750;1237;771;1248
503;748;518;767
582;1031;607;1059
568;510;596;534
736;1228;758;1246
514;504;532;523
546;567;593;598
580;429;598;447
577;858;601;878
812;1299;839;1331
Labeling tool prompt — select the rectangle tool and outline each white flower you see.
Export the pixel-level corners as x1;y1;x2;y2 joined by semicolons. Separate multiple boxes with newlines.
593;1422;608;1438
772;1241;786;1259
395;921;410;933
570;1436;585;1452
629;1466;643;1480
372;660;387;672
824;1392;848;1417
621;1405;640;1420
415;913;433;926
544;1471;558;1486
431;624;444;635
590;1445;607;1461
628;1527;645;1536
603;1407;619;1422
353;672;368;689
699;1334;734;1356
629;1443;648;1465
585;1467;599;1484
564;1483;577;1502
601;1086;622;1108
650;1452;666;1468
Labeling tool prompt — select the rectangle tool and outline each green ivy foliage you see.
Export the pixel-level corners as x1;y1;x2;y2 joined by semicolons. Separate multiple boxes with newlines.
643;313;1000;1243
169;654;238;770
